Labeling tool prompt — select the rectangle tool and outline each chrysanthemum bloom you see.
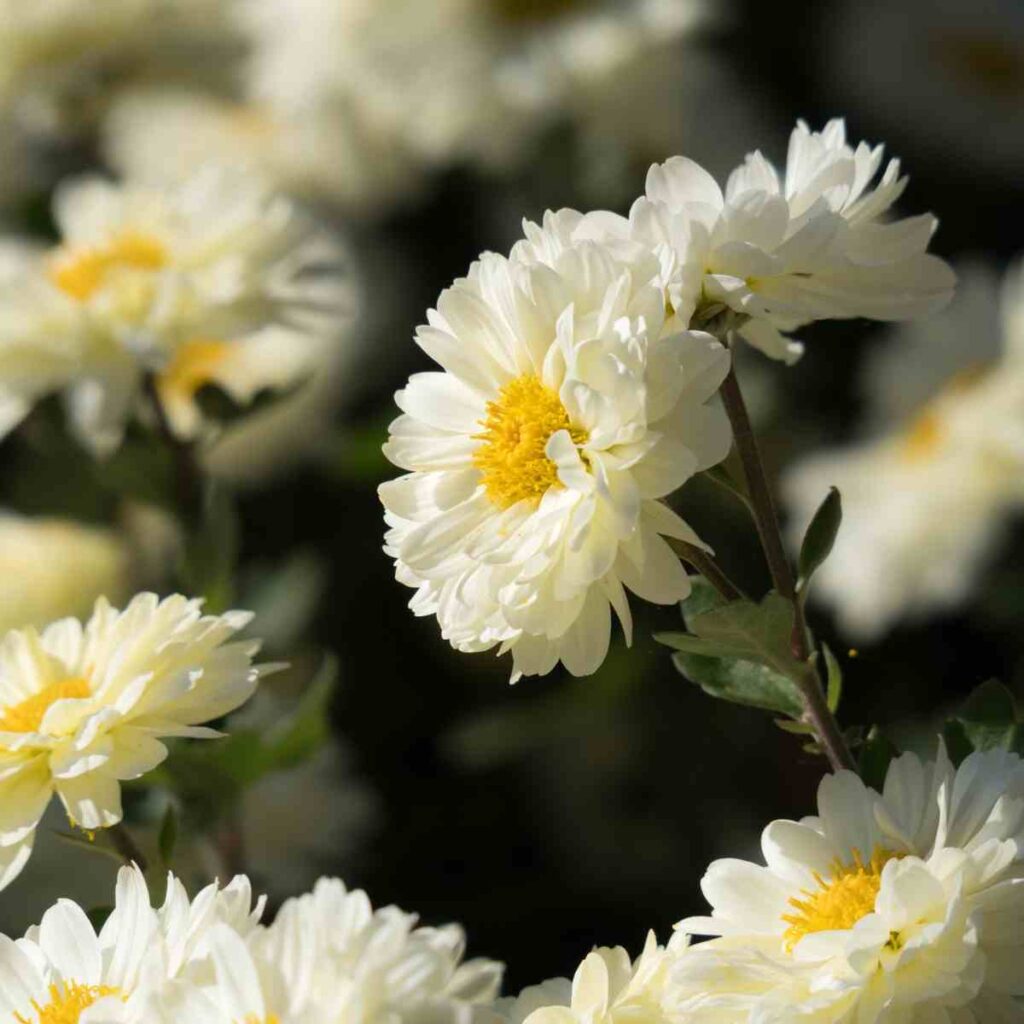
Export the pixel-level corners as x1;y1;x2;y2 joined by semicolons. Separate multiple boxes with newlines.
0;866;160;1024
494;934;673;1024
624;117;956;362
0;169;348;454
379;210;731;681
0;593;269;890
0;514;129;635
783;260;1024;639
669;745;1024;1021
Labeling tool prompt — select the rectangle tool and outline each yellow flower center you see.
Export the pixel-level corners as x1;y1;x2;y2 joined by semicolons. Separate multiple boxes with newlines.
899;364;990;464
48;231;168;302
14;982;121;1024
0;678;91;734
473;374;587;509
781;848;896;951
156;338;231;406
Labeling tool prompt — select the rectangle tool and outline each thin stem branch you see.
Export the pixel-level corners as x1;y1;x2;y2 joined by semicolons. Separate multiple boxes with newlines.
108;821;148;871
670;539;746;602
143;374;203;524
718;339;856;773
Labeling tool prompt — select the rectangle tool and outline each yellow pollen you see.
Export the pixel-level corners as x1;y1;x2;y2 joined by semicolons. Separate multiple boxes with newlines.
14;982;121;1024
473;374;587;509
0;678;91;734
156;338;232;405
49;231;168;301
781;848;896;951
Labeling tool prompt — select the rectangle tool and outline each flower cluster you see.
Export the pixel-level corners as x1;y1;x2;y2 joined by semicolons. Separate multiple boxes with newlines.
0;866;503;1024
380;118;954;681
0;593;270;891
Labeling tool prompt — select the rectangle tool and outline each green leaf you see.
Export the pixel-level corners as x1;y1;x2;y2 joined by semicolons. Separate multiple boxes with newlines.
680;575;731;621
822;644;843;713
798;487;842;589
955;679;1019;753
859;726;898;791
671;653;805;718
654;632;757;660
262;655;337;773
158;803;178;866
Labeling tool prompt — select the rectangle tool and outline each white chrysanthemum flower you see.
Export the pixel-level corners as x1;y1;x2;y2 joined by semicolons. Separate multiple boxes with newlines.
0;593;270;891
0;865;162;1024
0;515;129;636
0;169;348;454
669;745;1024;1022
494;934;672;1024
379;210;731;681
106;0;709;211
783;261;1024;639
625;117;955;362
826;0;1024;181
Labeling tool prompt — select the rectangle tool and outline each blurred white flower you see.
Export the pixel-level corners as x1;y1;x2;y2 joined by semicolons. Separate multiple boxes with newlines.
106;0;711;211
0;169;349;454
626;118;955;362
670;745;1024;1022
0;592;269;890
379;210;730;681
783;261;1024;639
826;0;1024;181
0;515;129;636
497;935;672;1024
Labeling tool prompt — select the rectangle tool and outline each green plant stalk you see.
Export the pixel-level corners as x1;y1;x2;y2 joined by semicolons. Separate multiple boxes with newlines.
670;539;747;602
143;373;203;526
108;821;148;871
718;344;856;773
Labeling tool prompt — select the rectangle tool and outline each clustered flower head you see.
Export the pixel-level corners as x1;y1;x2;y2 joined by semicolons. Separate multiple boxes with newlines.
0;168;350;455
0;592;271;890
380;118;954;681
0;865;503;1024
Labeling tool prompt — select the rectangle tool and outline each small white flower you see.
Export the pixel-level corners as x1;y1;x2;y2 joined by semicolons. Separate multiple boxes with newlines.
783;260;1024;639
0;593;270;891
379;210;731;681
0;169;349;454
669;744;1024;1022
625;117;955;362
496;934;672;1024
0;515;129;636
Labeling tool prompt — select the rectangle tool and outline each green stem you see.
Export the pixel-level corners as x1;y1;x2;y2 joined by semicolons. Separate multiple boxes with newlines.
108;821;148;871
143;374;203;526
718;342;856;773
670;539;747;602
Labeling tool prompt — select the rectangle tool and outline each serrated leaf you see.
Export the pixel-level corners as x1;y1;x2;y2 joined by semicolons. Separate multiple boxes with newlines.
955;679;1019;752
672;653;805;718
654;632;756;660
859;726;898;790
158;803;178;866
680;575;730;622
798;487;842;589
822;643;842;713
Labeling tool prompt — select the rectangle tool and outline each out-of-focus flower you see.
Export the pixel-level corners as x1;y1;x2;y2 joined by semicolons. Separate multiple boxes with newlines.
0;515;129;635
498;935;673;1024
783;261;1024;639
625;118;955;362
0;593;269;890
106;0;711;212
669;745;1024;1022
379;210;730;682
0;170;348;454
826;0;1024;181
